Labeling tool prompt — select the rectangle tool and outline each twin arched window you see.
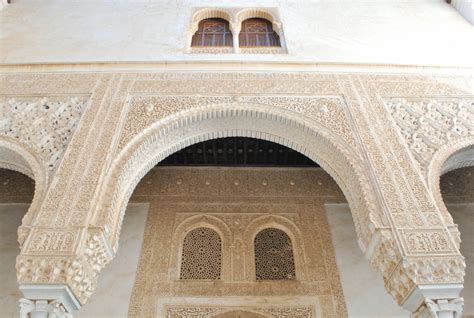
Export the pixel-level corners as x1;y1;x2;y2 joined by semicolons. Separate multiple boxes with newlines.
179;226;295;280
191;18;280;48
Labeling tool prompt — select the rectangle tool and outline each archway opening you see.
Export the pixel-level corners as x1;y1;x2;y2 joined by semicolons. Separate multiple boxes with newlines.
0;168;35;317
439;152;474;316
82;129;405;317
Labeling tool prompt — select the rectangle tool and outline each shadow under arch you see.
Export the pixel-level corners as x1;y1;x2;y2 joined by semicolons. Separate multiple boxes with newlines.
92;102;383;262
0;137;48;244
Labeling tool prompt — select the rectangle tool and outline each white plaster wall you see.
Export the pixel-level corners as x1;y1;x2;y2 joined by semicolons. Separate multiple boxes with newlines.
1;0;473;67
325;203;410;318
76;203;149;318
448;203;474;315
0;203;148;318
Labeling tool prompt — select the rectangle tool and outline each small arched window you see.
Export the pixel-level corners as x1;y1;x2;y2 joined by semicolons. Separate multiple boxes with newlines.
180;227;222;279
191;18;233;47
239;18;281;47
254;228;296;280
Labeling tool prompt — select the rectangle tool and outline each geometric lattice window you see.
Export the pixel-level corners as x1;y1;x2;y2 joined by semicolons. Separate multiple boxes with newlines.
239;18;281;47
254;228;296;280
191;18;233;47
180;227;222;280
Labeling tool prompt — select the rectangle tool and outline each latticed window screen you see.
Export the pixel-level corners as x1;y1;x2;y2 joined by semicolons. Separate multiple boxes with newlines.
191;18;233;47
239;18;281;47
180;227;222;280
254;228;296;280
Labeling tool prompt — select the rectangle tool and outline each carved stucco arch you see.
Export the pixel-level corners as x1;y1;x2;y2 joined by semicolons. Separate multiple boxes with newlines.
427;139;474;222
169;214;233;281
427;139;474;249
188;8;234;50
242;214;306;281
236;8;282;35
0;137;48;242
190;8;233;34
93;102;382;271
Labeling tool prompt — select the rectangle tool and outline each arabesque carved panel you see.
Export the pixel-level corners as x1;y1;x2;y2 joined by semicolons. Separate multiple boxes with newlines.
384;97;474;174
0;96;89;172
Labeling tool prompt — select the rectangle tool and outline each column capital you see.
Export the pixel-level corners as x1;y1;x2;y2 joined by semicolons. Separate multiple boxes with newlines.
19;297;74;318
17;227;113;306
411;298;464;318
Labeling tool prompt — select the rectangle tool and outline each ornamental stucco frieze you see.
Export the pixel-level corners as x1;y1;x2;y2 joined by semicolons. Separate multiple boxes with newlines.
0;96;89;173
119;95;356;152
166;306;314;318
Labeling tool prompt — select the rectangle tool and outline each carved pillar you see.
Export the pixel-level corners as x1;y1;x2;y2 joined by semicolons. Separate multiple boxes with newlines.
230;23;240;53
337;76;468;317
17;228;113;313
14;74;131;313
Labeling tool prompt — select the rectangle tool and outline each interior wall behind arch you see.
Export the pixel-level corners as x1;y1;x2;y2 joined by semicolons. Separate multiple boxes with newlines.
0;169;34;317
440;166;474;315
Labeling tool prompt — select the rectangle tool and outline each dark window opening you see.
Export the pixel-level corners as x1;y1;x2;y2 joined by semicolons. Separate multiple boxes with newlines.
239;18;280;47
191;18;233;47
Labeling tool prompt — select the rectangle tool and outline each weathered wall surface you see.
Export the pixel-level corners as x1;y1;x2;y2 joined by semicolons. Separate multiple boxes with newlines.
1;0;473;66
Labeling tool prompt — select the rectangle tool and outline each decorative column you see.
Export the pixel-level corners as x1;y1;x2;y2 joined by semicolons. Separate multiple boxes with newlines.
19;299;73;318
16;228;113;315
230;23;240;53
410;298;464;318
13;74;129;314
